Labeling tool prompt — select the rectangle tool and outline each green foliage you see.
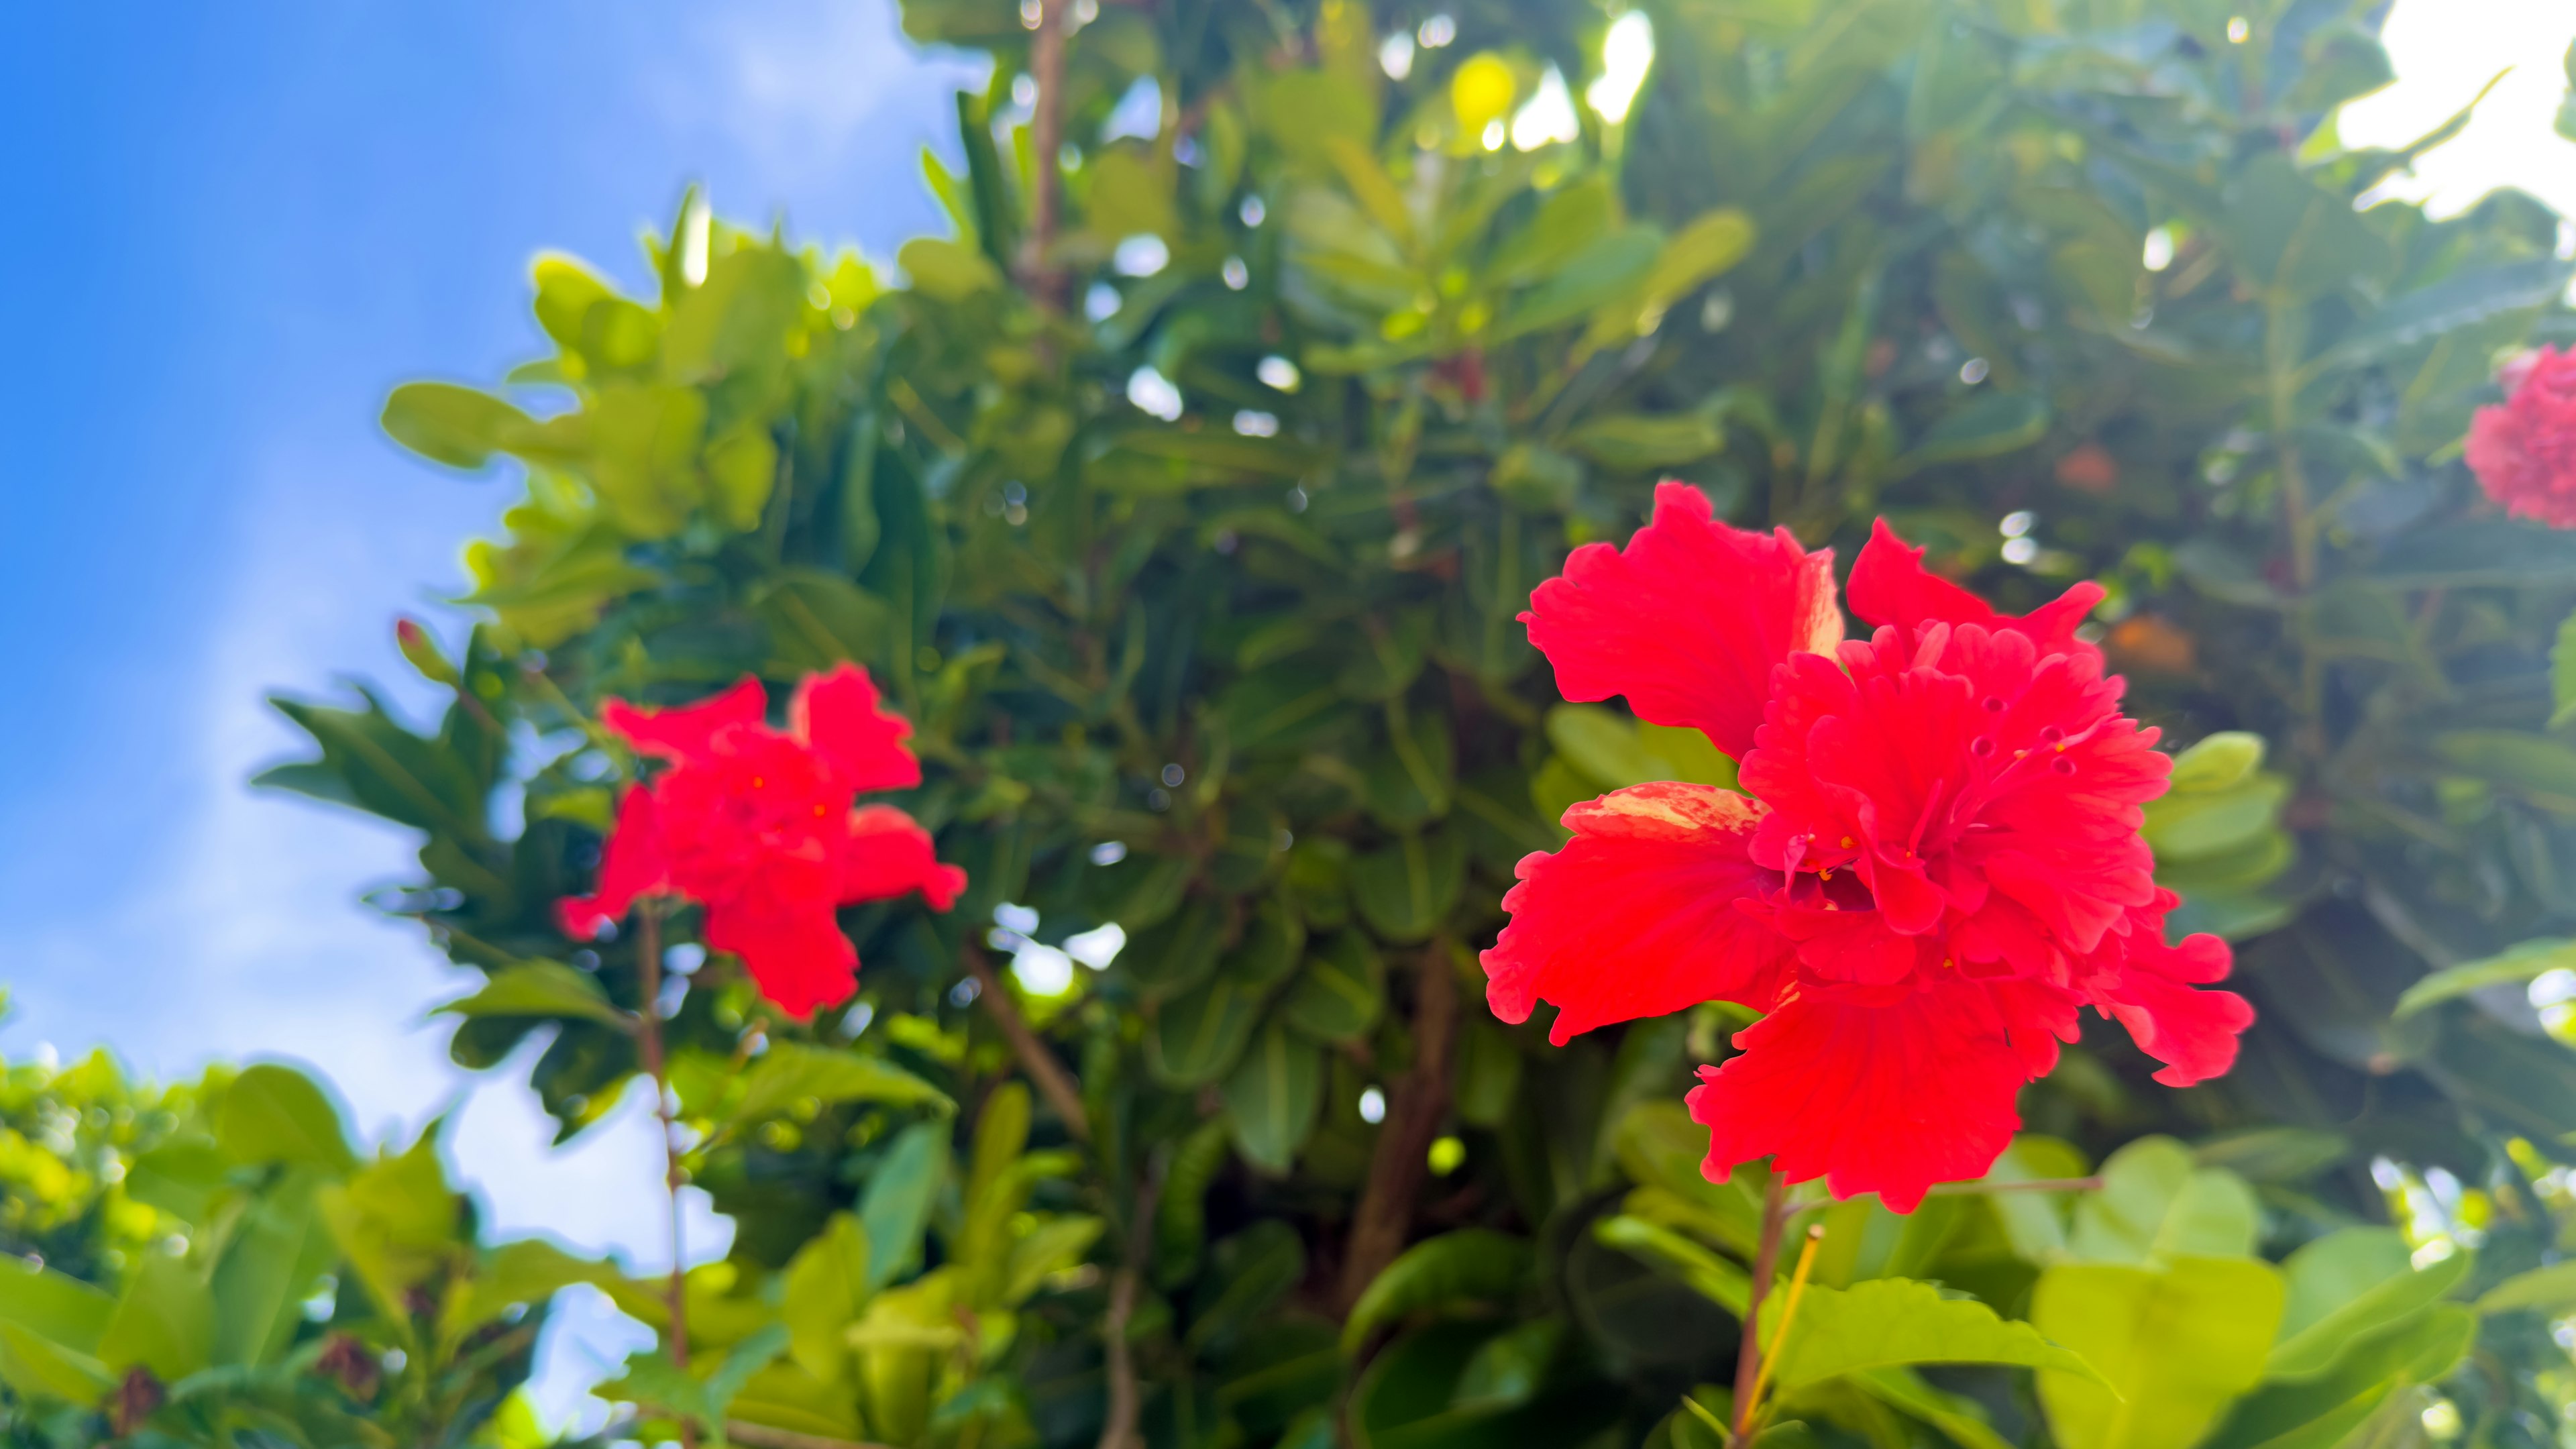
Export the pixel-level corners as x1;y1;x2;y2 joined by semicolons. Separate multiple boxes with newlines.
203;0;2576;1442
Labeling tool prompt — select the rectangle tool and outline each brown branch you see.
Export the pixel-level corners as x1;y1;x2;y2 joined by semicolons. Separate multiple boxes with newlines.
1730;1175;1790;1442
1336;940;1460;1312
1019;0;1069;306
965;945;1091;1142
633;907;696;1449
724;1422;898;1449
1097;1165;1162;1449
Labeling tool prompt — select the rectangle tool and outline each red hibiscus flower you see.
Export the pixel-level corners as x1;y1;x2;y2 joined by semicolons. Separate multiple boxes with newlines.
2467;345;2576;529
557;664;967;1019
1485;484;2251;1210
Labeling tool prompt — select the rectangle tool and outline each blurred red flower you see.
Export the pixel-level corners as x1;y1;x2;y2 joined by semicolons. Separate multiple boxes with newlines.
1484;484;2250;1210
558;664;965;1018
2467;345;2576;529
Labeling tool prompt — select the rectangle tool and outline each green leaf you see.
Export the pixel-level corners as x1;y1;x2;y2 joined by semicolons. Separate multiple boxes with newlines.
2033;1256;2287;1449
382;382;541;471
451;1238;612;1342
1120;897;1227;999
1189;1222;1307;1357
898;237;1002;301
1899;392;2049;470
2371;520;2576;588
2477;1259;2576;1313
1278;931;1385;1044
210;1168;338;1366
1342;1230;1532;1352
731;1042;954;1128
97;1252;214;1381
2553;608;2576;728
216;1065;356;1173
2142;774;2288;861
857;1122;949;1294
1566;413;1725;471
782;1212;871;1384
1150;973;1267;1087
2312;259;2575;374
754;568;899;675
2267;1229;2468;1381
1222;1023;1324;1175
2167;733;2267;794
1350;828;1465;943
435;961;630;1028
2392;937;2576;1019
0;1257;114;1352
2207;1307;2476;1449
1592;1215;1752;1316
2068;1136;2259;1265
0;1322;111;1405
1760;1277;2106;1392
2434;731;2576;810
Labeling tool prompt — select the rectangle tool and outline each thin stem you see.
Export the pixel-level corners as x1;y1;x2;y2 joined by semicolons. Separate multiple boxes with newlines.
1729;1173;1790;1443
1743;1225;1827;1431
633;907;697;1449
1095;1163;1162;1449
965;945;1091;1142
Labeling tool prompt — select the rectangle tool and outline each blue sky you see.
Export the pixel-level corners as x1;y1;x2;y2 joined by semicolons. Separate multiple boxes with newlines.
1;0;2571;1431
0;0;978;1422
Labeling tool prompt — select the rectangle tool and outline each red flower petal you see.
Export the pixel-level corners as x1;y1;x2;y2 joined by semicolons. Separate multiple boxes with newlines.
1688;977;2049;1212
2092;930;2253;1086
792;664;922;793
1847;519;2104;657
1522;481;1842;759
1483;781;1796;1046
555;786;669;938
602;677;769;765
704;894;859;1020
841;805;967;911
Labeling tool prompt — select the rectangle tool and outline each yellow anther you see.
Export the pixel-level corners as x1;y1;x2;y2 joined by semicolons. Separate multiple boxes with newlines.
1839;836;1854;849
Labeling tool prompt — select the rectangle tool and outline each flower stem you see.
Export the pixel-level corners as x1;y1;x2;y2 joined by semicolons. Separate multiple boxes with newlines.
633;906;696;1449
1745;1224;1827;1428
964;944;1091;1142
1729;1173;1789;1443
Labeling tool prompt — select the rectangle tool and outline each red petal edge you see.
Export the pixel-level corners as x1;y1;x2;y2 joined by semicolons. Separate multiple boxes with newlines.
1521;481;1843;759
1482;781;1796;1046
601;677;769;765
793;664;922;794
1846;519;2105;659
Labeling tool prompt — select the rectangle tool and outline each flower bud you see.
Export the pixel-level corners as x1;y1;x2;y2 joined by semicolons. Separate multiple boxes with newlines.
396;618;459;687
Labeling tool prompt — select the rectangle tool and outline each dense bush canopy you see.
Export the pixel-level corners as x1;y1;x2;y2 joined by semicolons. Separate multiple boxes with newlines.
12;0;2576;1446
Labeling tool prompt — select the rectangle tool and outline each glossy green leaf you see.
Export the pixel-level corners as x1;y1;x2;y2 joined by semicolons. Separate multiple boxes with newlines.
2068;1136;2258;1265
215;1064;356;1173
1342;1229;1533;1352
2392;936;2576;1018
435;960;630;1028
1278;930;1384;1043
2033;1256;2286;1449
382;382;541;471
1150;972;1265;1086
1761;1277;2104;1391
1222;1023;1324;1174
731;1042;953;1127
1350;828;1465;943
2267;1228;2467;1380
856;1122;948;1294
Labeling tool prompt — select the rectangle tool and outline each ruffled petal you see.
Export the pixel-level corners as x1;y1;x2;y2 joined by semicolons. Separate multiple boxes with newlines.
792;664;922;794
704;896;860;1020
1523;481;1842;759
1847;519;2104;659
556;786;671;938
1688;978;2043;1212
602;678;769;765
1483;781;1796;1046
839;804;967;911
2093;932;2253;1086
